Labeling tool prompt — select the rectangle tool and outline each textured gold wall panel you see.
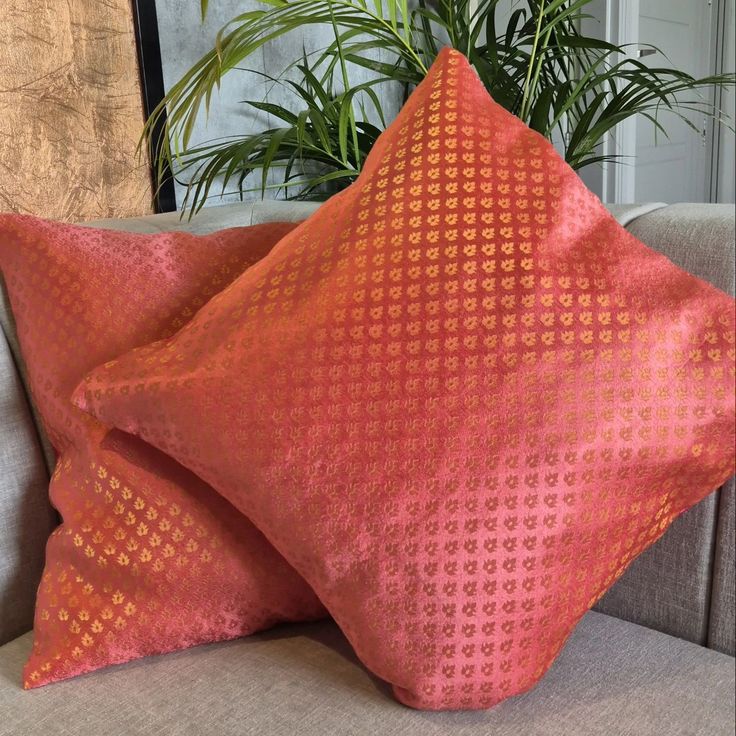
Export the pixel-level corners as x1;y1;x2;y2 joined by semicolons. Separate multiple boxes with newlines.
0;2;153;220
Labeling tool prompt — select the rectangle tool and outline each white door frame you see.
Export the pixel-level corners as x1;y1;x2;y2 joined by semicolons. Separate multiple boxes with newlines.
601;0;640;203
708;0;732;202
601;0;726;203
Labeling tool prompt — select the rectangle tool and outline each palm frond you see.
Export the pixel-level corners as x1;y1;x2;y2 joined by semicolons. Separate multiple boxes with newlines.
145;0;736;213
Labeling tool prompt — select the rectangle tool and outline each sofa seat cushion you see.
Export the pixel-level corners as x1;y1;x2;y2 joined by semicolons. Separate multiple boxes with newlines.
1;612;733;736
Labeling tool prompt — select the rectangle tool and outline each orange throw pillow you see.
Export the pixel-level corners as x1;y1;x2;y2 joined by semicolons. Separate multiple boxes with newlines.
0;216;325;688
74;49;735;709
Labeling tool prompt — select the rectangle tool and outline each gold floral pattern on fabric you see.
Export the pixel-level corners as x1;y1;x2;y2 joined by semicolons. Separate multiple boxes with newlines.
0;218;325;687
75;49;735;710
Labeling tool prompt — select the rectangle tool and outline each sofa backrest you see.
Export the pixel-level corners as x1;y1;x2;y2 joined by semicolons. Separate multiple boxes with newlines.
0;201;733;653
592;204;735;655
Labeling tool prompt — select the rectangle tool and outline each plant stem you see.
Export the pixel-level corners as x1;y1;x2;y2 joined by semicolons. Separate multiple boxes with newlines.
329;5;362;169
520;0;547;122
526;24;554;123
445;0;458;49
333;0;428;74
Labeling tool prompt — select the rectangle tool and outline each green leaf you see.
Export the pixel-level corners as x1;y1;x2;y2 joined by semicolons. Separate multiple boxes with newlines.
245;101;299;125
143;0;736;214
556;34;618;51
308;107;334;155
338;96;352;164
484;5;498;68
529;85;556;133
261;126;292;196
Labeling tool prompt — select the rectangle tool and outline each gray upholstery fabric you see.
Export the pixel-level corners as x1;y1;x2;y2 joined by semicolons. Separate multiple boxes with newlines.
596;202;736;645
87;200;322;234
0;613;733;736
625;203;736;296
0;328;54;646
0;285;55;474
605;202;667;227
88;200;655;234
595;501;720;645
710;477;736;655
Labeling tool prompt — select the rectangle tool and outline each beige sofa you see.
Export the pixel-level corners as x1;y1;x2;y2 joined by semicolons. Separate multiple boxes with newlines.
0;201;733;735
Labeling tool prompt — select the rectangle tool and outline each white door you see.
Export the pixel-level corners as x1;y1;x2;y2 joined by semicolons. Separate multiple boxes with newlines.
633;0;716;203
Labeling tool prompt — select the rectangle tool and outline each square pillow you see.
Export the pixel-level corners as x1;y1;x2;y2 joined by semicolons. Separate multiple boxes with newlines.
0;215;325;688
73;49;735;710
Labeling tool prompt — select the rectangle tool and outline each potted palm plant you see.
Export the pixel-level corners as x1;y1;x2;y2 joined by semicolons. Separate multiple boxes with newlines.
145;0;735;213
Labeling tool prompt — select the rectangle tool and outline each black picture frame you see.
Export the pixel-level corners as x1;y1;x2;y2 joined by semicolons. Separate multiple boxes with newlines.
131;0;177;213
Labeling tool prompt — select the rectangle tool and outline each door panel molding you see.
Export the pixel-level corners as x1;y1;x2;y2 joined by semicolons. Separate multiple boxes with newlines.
603;0;724;204
603;0;639;203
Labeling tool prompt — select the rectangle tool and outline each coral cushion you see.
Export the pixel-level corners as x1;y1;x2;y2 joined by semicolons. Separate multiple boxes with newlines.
74;49;735;710
0;216;325;688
